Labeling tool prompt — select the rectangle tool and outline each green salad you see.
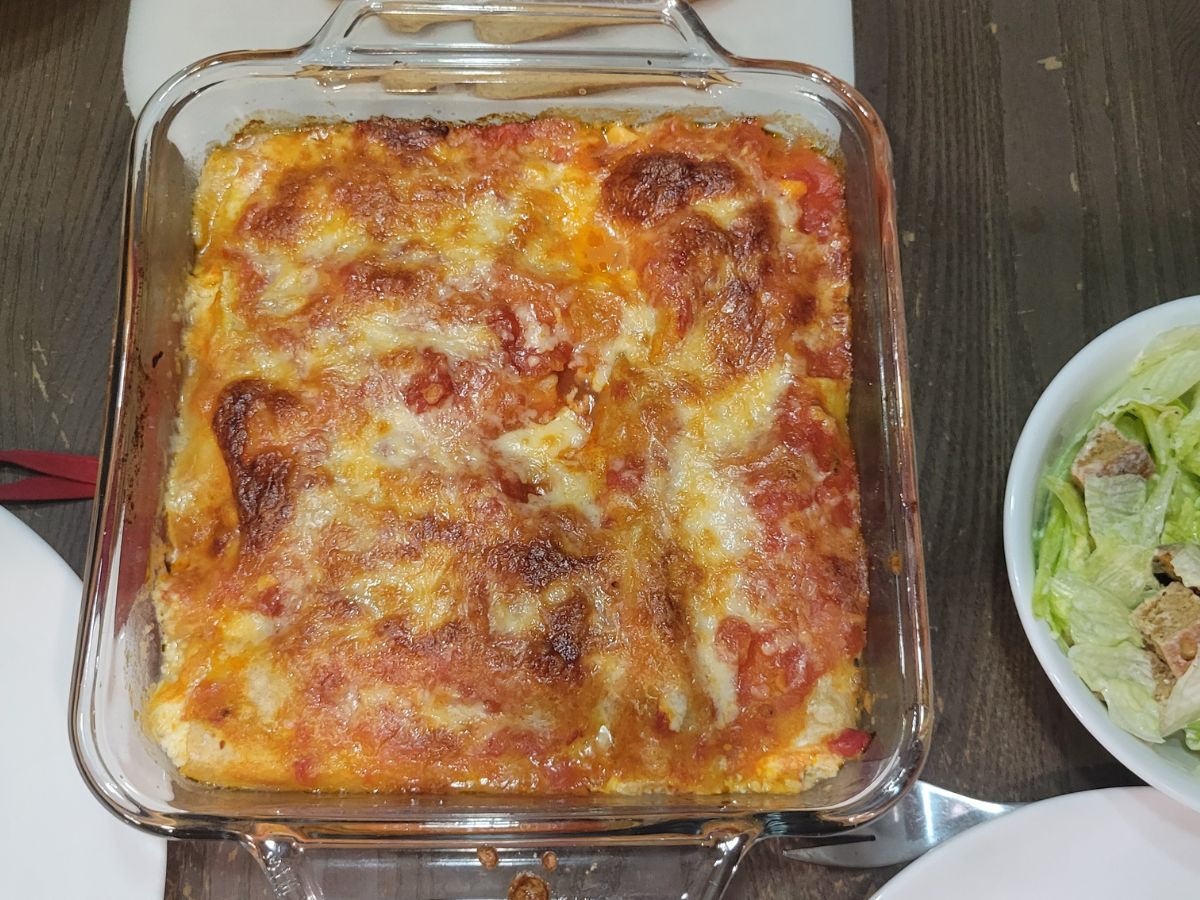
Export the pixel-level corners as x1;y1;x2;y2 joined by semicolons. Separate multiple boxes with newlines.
1035;326;1200;751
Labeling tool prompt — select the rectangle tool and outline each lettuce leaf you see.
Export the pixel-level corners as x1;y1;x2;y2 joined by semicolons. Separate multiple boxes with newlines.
1133;326;1200;374
1044;476;1090;547
1083;468;1177;546
1163;472;1200;544
1133;403;1180;468
1055;574;1142;647
1033;501;1071;639
1164;659;1200;736
1034;477;1093;641
1079;540;1157;602
1186;722;1200;752
1099;327;1200;413
1084;474;1150;543
1172;397;1200;476
1068;643;1163;742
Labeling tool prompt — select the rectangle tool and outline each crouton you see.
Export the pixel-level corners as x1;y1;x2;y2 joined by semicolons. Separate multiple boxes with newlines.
1149;651;1176;702
1070;420;1154;487
1153;543;1200;590
1132;581;1200;678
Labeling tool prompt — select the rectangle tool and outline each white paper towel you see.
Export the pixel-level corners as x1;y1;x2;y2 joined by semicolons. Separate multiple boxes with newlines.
123;0;854;114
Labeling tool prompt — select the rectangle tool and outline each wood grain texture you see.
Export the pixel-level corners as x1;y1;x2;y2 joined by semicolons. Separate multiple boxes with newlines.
2;0;1199;897
0;0;130;569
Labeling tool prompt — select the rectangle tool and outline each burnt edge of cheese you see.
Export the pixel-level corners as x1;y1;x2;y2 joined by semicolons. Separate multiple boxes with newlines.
355;117;449;153
211;379;304;554
601;150;739;226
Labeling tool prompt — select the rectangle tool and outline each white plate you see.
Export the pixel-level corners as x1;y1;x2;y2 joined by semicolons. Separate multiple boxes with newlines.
122;0;855;116
873;787;1200;899
0;508;166;900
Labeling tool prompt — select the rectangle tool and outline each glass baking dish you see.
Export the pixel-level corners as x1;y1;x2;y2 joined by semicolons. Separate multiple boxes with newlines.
70;1;931;897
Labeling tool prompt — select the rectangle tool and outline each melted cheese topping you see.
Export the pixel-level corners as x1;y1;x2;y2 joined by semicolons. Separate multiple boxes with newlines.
148;114;868;793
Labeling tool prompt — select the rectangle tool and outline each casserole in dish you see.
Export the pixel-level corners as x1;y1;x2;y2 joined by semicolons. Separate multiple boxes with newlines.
71;2;929;897
152;112;870;796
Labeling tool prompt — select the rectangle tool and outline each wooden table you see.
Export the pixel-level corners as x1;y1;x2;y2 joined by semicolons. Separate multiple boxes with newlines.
3;1;1199;896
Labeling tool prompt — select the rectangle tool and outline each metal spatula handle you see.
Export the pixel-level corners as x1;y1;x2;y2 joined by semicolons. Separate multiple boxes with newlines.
783;782;1024;869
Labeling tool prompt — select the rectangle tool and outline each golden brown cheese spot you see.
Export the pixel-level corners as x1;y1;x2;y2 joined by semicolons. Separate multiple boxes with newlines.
707;281;768;372
638;205;780;372
728;201;778;287
640;213;729;335
254;585;288;618
637;546;697;640
331;167;409;243
342;260;434;307
225;251;270;319
404;349;455;413
188;679;236;725
238;167;326;246
602;151;739;226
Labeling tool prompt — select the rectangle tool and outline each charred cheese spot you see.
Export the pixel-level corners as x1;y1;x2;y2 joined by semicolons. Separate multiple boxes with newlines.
354;116;449;154
527;593;591;683
149;115;864;794
211;379;311;553
602;151;739;226
489;538;597;591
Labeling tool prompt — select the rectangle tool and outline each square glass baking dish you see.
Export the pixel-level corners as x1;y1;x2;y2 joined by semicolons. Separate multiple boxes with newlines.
70;2;930;897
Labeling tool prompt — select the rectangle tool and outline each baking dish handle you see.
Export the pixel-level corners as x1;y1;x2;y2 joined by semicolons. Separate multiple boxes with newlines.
300;0;732;67
246;835;325;900
245;825;758;900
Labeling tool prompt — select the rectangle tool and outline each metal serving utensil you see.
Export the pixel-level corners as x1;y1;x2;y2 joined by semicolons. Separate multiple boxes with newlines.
783;782;1025;868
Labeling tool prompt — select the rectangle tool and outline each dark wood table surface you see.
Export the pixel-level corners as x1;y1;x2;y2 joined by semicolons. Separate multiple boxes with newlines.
4;1;1199;897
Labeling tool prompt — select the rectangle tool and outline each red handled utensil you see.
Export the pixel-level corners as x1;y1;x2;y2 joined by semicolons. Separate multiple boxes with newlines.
0;450;98;502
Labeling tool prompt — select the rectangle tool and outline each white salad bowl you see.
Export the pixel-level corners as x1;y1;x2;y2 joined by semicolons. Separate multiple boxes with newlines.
1005;294;1200;813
